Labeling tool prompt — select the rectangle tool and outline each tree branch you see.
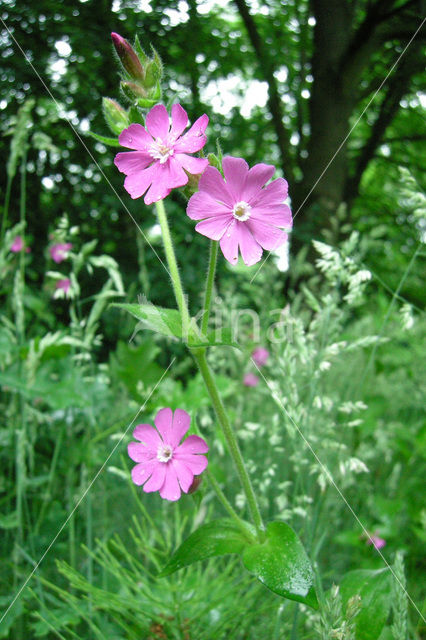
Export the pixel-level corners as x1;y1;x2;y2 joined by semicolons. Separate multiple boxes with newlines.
233;0;295;184
345;45;422;201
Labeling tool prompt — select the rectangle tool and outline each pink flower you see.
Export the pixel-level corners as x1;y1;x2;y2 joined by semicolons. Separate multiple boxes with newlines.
128;408;208;501
55;278;71;295
114;104;209;205
187;156;292;266
366;533;386;550
252;347;269;367
10;236;24;253
50;242;73;263
243;373;259;387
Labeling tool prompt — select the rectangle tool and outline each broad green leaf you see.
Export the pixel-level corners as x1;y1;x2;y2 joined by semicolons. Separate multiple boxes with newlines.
242;521;318;609
87;131;120;146
158;518;255;577
112;303;181;340
113;302;240;348
340;569;392;640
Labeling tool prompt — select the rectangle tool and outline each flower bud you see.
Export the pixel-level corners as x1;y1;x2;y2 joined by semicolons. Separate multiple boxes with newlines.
144;50;163;89
188;474;203;494
111;32;145;81
207;153;221;170
102;98;129;135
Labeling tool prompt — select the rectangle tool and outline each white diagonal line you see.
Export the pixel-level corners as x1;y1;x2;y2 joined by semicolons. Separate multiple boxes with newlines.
0;358;175;625
0;17;170;280
250;16;426;284
251;359;425;622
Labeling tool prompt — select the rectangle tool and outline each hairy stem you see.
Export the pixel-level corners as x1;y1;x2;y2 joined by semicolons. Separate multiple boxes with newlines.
155;199;191;335
201;240;219;335
193;350;264;538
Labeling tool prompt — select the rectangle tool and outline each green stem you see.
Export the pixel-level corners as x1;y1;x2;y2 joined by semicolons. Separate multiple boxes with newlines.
193;350;264;537
206;470;250;532
155;199;191;335
0;173;12;243
155;198;263;538
201;240;219;335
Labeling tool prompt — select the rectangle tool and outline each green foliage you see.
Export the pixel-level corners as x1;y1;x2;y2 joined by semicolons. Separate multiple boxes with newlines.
340;569;392;640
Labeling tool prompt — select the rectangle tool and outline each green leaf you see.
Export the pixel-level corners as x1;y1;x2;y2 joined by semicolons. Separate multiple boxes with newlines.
87;131;120;146
242;521;318;609
340;569;392;640
112;303;182;340
112;302;240;348
158;518;255;577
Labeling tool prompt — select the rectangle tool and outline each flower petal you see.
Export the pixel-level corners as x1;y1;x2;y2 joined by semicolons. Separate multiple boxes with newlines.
247;219;288;250
133;423;162;448
187;191;231;220
198;166;234;207
237;222;263;266
176;154;209;175
174;114;209;153
219;219;239;265
176;435;209;455
131;460;157;486
244;163;275;200
128;442;156;462
222;156;249;201
154;408;173;441
250;177;288;206
173;453;208;475
170;104;188;138
124;164;157;199
172;459;194;493
144;158;188;204
145;104;170;139
169;408;191;447
114;151;153;175
143;463;167;493
195;216;231;241
250;203;293;228
118;124;152;151
159;463;181;501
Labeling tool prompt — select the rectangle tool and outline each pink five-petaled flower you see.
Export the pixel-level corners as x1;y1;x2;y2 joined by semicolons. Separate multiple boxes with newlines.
114;104;209;205
50;242;73;263
128;408;208;501
251;347;269;367
187;156;293;266
243;373;259;387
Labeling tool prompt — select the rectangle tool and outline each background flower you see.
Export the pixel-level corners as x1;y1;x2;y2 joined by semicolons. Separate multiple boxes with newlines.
50;242;73;263
128;408;208;501
243;373;259;387
187;156;292;266
114;103;209;205
251;347;269;367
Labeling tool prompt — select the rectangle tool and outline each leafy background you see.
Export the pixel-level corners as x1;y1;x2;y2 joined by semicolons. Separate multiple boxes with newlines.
0;0;425;638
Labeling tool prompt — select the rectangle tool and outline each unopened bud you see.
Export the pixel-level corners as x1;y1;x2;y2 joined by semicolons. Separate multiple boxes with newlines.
102;98;129;135
207;153;221;170
121;81;148;100
111;32;145;81
188;474;203;494
144;50;163;88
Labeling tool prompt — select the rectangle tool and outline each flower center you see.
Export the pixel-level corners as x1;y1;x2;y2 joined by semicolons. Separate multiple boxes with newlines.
157;444;174;463
232;201;251;222
150;138;174;164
